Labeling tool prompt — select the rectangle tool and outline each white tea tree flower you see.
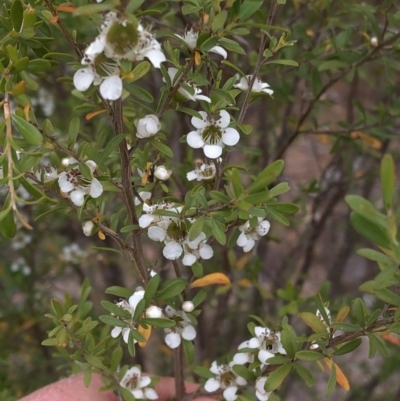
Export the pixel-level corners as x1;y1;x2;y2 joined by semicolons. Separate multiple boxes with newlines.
233;340;254;365
138;202;181;230
120;366;158;400
100;13;165;67
145;305;163;318
204;361;247;401
166;67;211;103
163;306;196;349
82;221;94;236
175;28;228;59
248;327;286;365
135;114;161;138
111;287;145;343
187;161;217;181
35;166;58;183
58;159;103;207
154;165;172;181
255;377;271;401
182;232;214;266
187;110;240;159
236;218;271;252
73;53;123;101
234;75;274;96
310;307;331;349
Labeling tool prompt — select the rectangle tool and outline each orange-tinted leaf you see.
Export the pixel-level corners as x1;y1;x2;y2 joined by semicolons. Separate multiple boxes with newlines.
203;13;210;23
324;358;350;391
335;305;350;323
98;231;106;240
237;278;251;288
138;324;152;348
57;5;76;12
351;131;382;150
160;343;173;356
383;333;400;346
236;252;251;270
316;134;330;145
194;51;201;66
190;272;230;288
23;104;30;120
49;16;59;24
85;109;107;120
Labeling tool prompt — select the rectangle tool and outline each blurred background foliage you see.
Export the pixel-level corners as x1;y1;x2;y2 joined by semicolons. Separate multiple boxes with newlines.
1;0;400;400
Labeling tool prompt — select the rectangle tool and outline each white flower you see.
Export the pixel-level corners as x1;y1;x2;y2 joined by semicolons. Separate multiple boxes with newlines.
182;301;194;313
175;28;227;59
233;340;254;365
248;327;286;365
187;161;217;181
234;75;273;96
182;232;214;266
110;287;145;343
164;306;196;349
146;305;163;318
204;361;247;401
154;166;172;181
187;110;240;159
135;191;152;206
236;218;270;252
82;221;94;236
310;307;331;349
135;115;161;138
35;166;58;183
138;202;181;229
58;159;103;206
166;68;211;103
73;53;123;101
120;367;158;400
255;377;271;401
100;13;165;67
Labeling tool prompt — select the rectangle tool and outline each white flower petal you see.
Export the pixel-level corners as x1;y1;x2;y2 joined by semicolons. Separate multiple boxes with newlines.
222;128;240;146
145;49;166;68
139;214;155;228
191;112;208;129
163;241;183;260
132;389;144;399
235;376;247;386
255;326;269;337
100;75;122;100
89;178;103;198
165;332;181;349
139;376;152;388
182;325;196;341
187;232;206;249
248;338;260;348
70;189;86;206
256;220;270;236
234;77;249;91
85;37;105;56
210;45;227;59
148;226;167;242
73;68;94;92
218;110;230;128
195;94;212;103
186;171;198;181
146;305;163;318
243;238;255;252
258;350;275;364
236;232;248;247
199;244;213;260
182;252;197;266
144;388;159;400
233;352;250;365
129;288;145;309
123;328;130;343
187;131;205;149
111;326;122;338
223;387;238;401
58;173;74;193
205;378;220;392
204;144;222;159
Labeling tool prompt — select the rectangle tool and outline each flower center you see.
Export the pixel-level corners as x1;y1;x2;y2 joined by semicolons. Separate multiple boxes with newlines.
94;54;119;77
167;221;187;241
127;373;139;389
202;124;222;145
106;21;139;56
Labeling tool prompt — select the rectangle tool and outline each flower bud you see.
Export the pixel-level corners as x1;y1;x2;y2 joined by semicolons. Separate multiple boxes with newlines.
370;37;378;47
154;165;172;181
83;221;94;236
135;115;161;138
146;305;163;318
182;301;194;312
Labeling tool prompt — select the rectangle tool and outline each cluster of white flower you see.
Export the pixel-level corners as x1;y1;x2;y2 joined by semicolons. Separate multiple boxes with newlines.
58;159;103;207
187;110;240;159
236;218;271;252
138;202;213;265
73;12;165;100
204;361;247;401
163;305;196;349
120;366;158;400
234;75;274;96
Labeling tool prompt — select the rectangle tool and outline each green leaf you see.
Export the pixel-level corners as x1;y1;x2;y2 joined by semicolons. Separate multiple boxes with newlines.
318;60;348;71
73;1;114;16
352;298;366;326
99;315;127;327
265;356;291;364
298;312;328;333
295;350;324;361
144;274;160;305
0;210;16;238
268;202;299;215
231;364;257;381
105;286;132;298
239;1;263;21
155;278;187;301
380;154;395;210
209;190;230;203
120;387;136;401
193;366;214;379
12;115;43;146
375;288;400;307
333;338;362;356
140;318;175;328
326;361;336;396
10;0;23;31
183;339;195;364
110;346;123;371
281;324;298;357
330;322;360;332
85;354;104;369
211;216;226;245
41;338;58;346
212;10;228;31
100;300;131;318
367;333;388;357
357;248;392;264
189;216;205;241
98;134;126;166
268;182;290;198
264;59;299;67
130;61;151;81
83;368;92;388
149;140;173;158
264;362;292;391
68;117;80;147
248;160;284;194
293;363;314;387
346;195;388;230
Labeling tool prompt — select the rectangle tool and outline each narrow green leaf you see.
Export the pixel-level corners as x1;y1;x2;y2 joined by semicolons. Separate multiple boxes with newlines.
375;288;400;307
155;278;187;301
333;339;362;356
326;362;336;396
211;216;226;245
68;117;80;146
12;115;43;145
73;1;114;16
98;134;126;166
149;140;173;158
189;216;205;241
265;59;299;67
264;362;292;391
293;363;314;387
298;312;328;333
231;364;257;381
380;154;395;210
140;318;175;328
281;324;298;358
248;160;284;194
295;350;324;361
105;286;133;298
144;274;160;305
